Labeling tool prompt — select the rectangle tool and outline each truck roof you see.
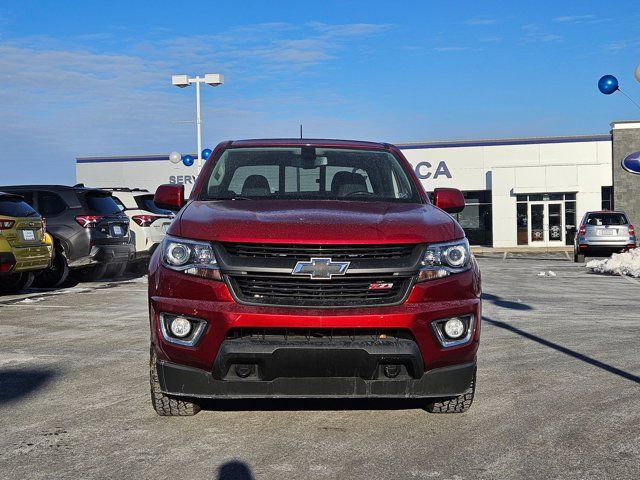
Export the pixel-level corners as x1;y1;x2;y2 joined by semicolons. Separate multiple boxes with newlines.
228;138;391;150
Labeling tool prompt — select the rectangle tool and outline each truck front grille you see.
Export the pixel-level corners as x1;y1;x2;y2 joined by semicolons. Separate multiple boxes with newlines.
226;273;413;307
220;242;418;261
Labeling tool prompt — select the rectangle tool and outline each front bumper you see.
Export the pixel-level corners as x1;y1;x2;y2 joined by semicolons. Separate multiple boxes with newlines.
157;357;476;399
149;253;482;394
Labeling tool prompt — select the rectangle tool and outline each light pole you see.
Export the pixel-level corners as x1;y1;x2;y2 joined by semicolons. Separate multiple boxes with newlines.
171;73;224;174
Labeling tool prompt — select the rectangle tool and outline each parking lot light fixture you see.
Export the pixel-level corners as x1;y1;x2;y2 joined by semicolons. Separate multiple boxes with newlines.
171;73;224;174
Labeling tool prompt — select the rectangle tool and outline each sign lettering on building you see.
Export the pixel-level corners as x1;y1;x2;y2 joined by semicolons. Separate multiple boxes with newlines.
414;161;452;180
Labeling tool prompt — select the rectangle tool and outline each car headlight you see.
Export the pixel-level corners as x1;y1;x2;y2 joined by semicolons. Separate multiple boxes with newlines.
161;235;221;280
418;238;471;281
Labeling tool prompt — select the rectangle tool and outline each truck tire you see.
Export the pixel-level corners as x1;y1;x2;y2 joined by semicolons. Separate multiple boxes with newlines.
425;370;475;413
150;350;200;416
33;249;69;288
0;272;35;293
73;263;108;282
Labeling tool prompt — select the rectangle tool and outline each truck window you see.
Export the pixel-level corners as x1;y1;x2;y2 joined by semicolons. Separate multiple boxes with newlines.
204;147;419;202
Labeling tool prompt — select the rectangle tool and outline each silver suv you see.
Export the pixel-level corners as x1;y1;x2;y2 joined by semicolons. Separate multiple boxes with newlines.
574;211;636;262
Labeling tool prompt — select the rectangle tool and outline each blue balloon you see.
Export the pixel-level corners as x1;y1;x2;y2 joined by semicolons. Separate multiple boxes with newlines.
202;148;212;160
182;155;194;167
598;75;619;95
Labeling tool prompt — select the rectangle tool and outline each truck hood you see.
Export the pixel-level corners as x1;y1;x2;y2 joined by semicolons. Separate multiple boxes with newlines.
173;200;462;244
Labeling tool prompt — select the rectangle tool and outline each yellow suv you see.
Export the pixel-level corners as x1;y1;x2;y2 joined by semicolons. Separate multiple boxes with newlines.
0;192;53;293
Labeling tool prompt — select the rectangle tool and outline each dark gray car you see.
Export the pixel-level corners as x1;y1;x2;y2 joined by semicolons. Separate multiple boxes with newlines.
574;210;636;262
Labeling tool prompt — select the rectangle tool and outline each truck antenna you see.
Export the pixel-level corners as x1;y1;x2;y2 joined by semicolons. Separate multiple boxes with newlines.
300;124;303;139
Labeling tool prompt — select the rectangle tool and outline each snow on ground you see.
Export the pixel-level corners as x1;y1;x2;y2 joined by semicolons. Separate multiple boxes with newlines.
586;249;640;278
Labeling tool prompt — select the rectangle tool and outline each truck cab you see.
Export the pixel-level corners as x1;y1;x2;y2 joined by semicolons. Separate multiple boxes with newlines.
148;139;481;415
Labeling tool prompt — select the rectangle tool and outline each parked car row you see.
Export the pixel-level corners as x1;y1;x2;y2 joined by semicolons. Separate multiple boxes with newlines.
0;185;173;293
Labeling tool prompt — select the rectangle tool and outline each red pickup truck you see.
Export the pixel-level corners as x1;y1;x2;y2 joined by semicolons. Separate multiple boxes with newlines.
149;139;481;416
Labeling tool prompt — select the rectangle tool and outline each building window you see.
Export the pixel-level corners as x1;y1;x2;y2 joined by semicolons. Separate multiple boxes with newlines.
451;190;492;246
427;190;493;246
601;186;613;210
516;202;528;245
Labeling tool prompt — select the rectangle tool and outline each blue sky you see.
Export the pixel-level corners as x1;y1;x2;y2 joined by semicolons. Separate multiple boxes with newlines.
1;0;640;184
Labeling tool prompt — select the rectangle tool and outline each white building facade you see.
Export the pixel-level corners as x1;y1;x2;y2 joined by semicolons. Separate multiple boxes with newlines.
77;133;617;249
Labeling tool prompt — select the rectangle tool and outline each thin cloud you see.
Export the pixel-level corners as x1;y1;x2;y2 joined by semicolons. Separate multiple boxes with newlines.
522;24;562;43
464;18;497;26
553;14;611;25
433;46;471;52
0;22;397;183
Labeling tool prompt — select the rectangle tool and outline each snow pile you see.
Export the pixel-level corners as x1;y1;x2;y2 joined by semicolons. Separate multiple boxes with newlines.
537;271;557;277
586;249;640;278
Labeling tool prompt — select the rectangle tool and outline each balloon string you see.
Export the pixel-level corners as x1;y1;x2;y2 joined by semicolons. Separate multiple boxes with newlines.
617;87;640;111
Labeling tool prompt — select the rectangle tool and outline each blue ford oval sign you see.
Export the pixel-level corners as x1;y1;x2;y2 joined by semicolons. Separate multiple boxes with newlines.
622;151;640;175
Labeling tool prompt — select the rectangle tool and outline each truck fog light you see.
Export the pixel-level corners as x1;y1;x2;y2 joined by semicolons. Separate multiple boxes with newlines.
443;318;465;339
170;316;192;338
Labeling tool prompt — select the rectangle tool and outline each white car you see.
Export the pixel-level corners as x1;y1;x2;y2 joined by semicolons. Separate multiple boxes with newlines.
105;188;174;273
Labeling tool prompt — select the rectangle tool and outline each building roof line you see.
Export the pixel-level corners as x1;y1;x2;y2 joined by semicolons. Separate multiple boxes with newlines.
396;134;611;150
76;133;613;163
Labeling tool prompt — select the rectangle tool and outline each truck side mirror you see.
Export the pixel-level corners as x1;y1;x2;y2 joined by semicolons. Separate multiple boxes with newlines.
154;184;185;211
433;188;465;214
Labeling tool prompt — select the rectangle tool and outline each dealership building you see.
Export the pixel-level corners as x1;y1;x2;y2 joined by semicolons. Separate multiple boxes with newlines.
77;121;640;249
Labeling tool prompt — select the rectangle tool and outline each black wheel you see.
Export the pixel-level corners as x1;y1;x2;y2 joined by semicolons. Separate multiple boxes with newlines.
105;262;127;278
33;249;69;288
150;349;200;416
0;272;35;294
425;370;475;414
73;263;108;282
574;252;585;263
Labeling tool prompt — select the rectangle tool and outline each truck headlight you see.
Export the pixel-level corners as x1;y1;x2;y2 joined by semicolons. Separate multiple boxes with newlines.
161;235;221;280
418;238;471;281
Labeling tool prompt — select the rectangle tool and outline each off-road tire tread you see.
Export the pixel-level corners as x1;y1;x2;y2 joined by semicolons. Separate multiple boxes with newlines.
425;371;475;413
149;351;200;416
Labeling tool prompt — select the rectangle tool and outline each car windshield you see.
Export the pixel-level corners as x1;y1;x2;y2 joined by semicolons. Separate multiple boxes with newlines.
202;147;421;203
0;198;38;217
586;212;628;226
85;192;123;215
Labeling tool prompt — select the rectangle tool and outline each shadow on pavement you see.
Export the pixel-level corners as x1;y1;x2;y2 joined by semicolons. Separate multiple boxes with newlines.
216;460;255;480
482;293;533;311
0;368;56;404
484;317;640;384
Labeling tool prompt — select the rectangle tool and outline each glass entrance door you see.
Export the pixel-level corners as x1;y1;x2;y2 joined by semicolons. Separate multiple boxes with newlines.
528;202;565;246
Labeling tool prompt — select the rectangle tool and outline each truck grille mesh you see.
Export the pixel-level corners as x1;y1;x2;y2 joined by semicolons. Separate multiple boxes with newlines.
220;242;417;260
226;273;413;307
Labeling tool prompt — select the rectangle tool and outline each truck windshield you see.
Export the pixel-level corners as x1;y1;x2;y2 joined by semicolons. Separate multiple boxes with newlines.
202;147;421;203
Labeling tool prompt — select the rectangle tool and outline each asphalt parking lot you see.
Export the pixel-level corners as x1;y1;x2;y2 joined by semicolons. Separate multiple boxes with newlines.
0;254;638;480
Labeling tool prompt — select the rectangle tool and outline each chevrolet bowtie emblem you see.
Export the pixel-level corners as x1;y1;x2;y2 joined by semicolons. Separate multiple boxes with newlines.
292;257;350;280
